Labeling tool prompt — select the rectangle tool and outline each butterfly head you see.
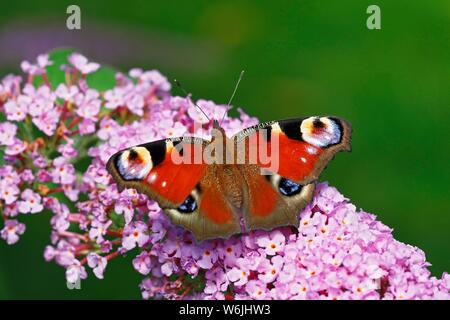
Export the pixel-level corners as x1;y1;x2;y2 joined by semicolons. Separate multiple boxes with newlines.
212;119;221;130
211;119;228;140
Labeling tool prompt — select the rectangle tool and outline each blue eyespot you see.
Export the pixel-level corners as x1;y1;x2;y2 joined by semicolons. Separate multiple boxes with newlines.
178;195;197;213
278;178;302;196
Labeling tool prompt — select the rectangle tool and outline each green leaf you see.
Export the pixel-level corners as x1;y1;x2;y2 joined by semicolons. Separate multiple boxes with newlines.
45;47;76;88
0;113;6;166
109;211;125;228
0;148;5;167
86;66;117;91
45;48;117;91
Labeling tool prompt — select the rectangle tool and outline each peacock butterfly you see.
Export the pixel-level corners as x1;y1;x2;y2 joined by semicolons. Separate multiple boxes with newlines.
106;115;351;241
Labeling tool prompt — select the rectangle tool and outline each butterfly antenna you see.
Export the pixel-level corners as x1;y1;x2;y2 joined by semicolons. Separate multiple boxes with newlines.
220;70;245;125
174;79;210;122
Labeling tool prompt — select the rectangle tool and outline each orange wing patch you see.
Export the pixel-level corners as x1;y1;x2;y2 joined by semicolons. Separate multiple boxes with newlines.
241;129;323;183
199;187;234;225
247;174;278;217
145;143;206;204
271;133;322;182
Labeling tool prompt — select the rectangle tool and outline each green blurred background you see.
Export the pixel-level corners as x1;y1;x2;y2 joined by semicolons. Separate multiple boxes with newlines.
0;0;448;299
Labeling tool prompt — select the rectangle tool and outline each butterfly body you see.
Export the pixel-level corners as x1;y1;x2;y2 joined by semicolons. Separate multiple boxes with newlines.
107;116;351;241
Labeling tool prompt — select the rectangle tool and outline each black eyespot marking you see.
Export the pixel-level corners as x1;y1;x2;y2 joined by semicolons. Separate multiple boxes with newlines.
143;140;166;166
195;183;202;194
177;195;197;213
279;119;304;141
313;118;325;129
278;178;302;196
128;148;139;161
114;152;138;181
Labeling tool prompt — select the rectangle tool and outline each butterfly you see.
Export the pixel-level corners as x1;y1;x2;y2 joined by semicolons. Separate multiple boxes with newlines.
107;116;351;242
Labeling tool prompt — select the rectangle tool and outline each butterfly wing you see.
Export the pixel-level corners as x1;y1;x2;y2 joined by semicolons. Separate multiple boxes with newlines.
106;137;242;241
234;116;351;231
234;116;352;184
238;164;317;231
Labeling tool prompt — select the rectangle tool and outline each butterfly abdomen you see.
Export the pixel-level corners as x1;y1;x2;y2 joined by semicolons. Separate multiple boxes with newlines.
218;165;244;209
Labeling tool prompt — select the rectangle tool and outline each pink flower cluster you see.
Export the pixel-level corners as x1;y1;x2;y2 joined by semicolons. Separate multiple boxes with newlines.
0;52;448;300
137;183;449;300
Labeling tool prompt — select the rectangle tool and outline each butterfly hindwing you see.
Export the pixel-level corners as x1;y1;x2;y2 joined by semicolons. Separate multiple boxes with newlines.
165;164;242;241
238;163;316;231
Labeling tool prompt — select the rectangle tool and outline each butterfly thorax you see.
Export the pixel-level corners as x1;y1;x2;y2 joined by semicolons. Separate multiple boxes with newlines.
207;121;244;208
207;121;237;165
